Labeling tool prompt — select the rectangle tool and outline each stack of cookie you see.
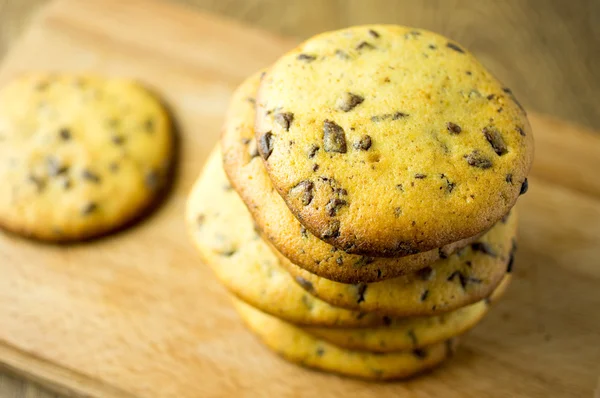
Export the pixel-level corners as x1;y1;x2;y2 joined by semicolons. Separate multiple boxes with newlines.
187;25;533;380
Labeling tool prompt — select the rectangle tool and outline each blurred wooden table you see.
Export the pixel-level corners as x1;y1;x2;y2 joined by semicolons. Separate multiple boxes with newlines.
0;0;598;397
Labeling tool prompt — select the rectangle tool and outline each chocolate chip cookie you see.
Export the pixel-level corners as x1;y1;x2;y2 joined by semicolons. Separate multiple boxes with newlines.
255;25;533;256
281;210;518;316
303;275;510;352
0;73;173;241
233;298;458;380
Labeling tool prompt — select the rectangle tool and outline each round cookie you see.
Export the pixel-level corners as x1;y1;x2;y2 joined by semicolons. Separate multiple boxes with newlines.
233;298;457;381
223;71;483;283
0;73;173;241
255;25;533;256
187;145;392;327
304;275;511;353
281;209;517;317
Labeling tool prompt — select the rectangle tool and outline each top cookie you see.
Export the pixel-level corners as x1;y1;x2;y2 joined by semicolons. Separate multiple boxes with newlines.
255;25;533;256
0;74;173;241
223;71;479;283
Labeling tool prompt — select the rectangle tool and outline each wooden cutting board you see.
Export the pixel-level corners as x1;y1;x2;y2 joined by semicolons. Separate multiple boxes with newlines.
0;0;599;397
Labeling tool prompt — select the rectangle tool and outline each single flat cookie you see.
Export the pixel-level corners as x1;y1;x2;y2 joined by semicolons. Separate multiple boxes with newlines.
281;210;517;316
0;73;173;241
255;25;533;256
186;146;394;327
223;71;482;283
233;298;457;380
304;275;510;353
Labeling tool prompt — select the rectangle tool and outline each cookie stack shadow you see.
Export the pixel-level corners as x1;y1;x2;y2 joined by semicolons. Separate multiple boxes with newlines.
186;25;532;381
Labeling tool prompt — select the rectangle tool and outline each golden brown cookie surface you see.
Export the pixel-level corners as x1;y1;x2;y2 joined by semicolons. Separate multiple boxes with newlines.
0;74;173;241
281;210;517;317
255;25;533;256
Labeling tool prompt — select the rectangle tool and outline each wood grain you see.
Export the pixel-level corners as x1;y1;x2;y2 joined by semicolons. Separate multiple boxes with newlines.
0;0;599;397
1;0;599;131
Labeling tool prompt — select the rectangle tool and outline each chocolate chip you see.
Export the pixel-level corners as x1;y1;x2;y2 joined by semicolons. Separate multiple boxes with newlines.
446;122;462;134
307;144;319;158
413;349;428;359
471;242;497;257
111;135;125;145
295;276;314;293
440;174;456;193
323;120;347;153
336;92;364;112
47;158;68;176
368;29;380;38
420;290;430;301
297;53;316;62
322;220;340;239
258;132;274;160
507;252;515;273
416;266;433;281
300;294;313;310
516;126;526;136
396;184;404;192
483;127;508;156
245;97;256;105
356;41;375;50
383;316;392;326
414;173;427;179
196;214;205;226
465;70;472;75
408;330;418;345
506;174;513;184
446;42;465;53
394;207;402;217
274;112;294;131
145;170;159;190
81;202;97;215
447;271;468;289
144;119;154;133
520;178;529;195
59;128;71;141
290;180;314;206
465;150;492;169
109;162;119;173
81;169;101;183
335;49;350;60
438;247;448;259
487;94;496;101
312;163;319;172
356;283;367;303
315;347;325;357
325;198;347;216
429;44;437;50
60;178;71;190
28;175;46;192
353;135;372;150
371;112;408;122
502;87;513;95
